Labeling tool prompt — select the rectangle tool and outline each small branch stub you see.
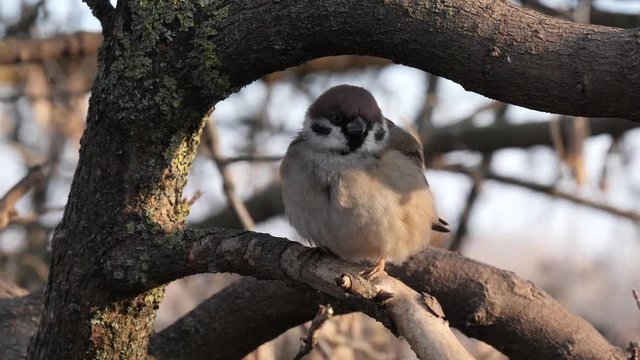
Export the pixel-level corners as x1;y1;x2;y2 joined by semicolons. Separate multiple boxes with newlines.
337;273;393;303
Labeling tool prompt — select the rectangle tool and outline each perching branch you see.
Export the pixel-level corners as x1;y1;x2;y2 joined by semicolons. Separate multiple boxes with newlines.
104;229;472;360
338;273;474;360
102;229;626;359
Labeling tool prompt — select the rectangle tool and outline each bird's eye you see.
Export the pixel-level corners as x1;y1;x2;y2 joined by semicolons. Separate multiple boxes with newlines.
328;112;344;126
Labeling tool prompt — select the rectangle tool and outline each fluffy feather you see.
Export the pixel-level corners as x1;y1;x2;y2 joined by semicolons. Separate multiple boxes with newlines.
280;85;446;264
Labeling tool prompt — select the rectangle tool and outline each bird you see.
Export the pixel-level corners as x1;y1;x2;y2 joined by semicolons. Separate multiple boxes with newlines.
280;84;450;278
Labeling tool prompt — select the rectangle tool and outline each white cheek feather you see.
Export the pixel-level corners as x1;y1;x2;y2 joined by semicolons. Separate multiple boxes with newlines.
301;116;389;179
302;115;346;152
358;120;389;154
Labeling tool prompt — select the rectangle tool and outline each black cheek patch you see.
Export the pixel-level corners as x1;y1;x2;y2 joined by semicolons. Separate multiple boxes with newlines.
311;123;331;136
374;127;386;141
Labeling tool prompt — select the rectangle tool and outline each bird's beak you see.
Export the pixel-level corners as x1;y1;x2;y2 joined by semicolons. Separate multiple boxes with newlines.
346;116;367;137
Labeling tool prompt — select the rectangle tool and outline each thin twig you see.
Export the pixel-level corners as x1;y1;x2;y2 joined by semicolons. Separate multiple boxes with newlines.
448;155;491;252
7;206;65;227
292;304;334;360
221;155;282;165
0;164;50;231
186;191;204;207
416;73;439;140
633;289;640;313
440;164;640;223
203;118;256;230
449;105;506;251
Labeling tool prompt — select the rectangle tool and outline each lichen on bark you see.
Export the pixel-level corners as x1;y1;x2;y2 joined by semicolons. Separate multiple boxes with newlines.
27;1;232;358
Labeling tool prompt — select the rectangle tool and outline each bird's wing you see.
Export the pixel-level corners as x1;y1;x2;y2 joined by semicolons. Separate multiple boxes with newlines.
384;119;451;233
384;118;424;169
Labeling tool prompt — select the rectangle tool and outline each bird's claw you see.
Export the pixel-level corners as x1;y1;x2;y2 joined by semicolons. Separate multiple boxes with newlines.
358;258;386;281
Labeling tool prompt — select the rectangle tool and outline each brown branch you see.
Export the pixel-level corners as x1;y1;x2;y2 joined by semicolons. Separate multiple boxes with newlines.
202;119;256;230
448;155;492;252
0;165;49;231
0;280;42;360
424;117;638;158
148;278;341;360
633;289;640;313
221;155;283;165
215;0;640;120
263;55;390;84
101;229;626;359
82;0;115;27
0;32;102;65
292;304;334;360
440;164;640;223
415;73;440;140
191;183;283;229
339;273;474;360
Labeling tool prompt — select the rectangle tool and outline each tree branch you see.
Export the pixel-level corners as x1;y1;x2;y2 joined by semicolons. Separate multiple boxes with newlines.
102;229;626;359
214;0;640;120
105;229;472;359
202;118;256;230
0;164;50;231
82;0;115;28
0;32;102;65
292;304;334;360
338;273;474;360
424;117;638;157
441;164;640;223
148;278;339;360
3;2;639;119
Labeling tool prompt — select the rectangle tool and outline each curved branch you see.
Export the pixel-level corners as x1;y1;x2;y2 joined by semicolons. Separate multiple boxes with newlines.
82;0;115;28
102;229;626;359
214;0;640;120
104;229;471;359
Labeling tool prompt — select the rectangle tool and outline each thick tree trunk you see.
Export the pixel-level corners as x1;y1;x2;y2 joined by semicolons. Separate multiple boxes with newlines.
26;1;228;358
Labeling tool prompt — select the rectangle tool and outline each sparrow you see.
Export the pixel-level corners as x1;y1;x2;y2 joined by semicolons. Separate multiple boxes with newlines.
280;84;450;278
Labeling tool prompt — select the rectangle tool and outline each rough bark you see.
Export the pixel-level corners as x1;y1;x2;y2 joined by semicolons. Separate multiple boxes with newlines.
0;293;43;360
148;278;337;360
214;0;640;120
102;229;626;360
27;1;229;358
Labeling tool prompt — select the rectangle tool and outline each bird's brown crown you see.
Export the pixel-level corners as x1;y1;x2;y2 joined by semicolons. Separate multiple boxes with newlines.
308;85;383;123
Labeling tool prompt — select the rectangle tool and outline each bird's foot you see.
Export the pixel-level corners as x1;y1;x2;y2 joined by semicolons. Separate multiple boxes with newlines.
358;258;386;281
